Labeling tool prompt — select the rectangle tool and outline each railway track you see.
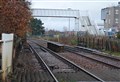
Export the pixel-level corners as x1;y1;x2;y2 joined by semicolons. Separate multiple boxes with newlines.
76;46;120;61
65;45;120;69
59;51;120;81
28;40;104;82
30;39;120;81
13;44;55;82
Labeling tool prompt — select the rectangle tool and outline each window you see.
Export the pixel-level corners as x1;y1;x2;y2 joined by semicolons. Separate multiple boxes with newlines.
115;18;119;23
115;9;119;14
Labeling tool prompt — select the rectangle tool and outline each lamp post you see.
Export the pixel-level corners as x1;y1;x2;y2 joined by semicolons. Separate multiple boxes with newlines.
68;8;71;35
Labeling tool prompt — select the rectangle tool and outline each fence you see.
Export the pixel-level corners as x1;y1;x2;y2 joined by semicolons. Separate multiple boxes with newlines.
0;33;14;81
78;36;120;52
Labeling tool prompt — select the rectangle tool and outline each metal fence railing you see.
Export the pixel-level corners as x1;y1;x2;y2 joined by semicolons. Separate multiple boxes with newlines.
78;36;120;52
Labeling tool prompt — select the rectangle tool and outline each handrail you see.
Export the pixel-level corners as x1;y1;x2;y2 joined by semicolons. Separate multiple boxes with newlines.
0;70;3;73
0;40;13;43
0;40;3;43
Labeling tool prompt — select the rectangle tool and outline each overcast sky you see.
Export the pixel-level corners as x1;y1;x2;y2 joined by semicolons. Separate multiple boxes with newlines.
30;0;119;31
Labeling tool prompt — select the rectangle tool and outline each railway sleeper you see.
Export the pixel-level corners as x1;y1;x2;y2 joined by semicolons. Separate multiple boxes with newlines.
21;72;26;82
26;70;31;82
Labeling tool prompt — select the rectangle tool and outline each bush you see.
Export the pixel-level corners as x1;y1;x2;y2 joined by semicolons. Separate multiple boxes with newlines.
117;32;120;39
70;39;77;45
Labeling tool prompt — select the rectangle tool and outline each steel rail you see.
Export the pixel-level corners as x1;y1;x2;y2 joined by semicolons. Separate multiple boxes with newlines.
65;46;120;69
28;42;59;82
75;46;120;61
34;41;105;82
